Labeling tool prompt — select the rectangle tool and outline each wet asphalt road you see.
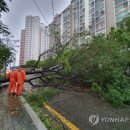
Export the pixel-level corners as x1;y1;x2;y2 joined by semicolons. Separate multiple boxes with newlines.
47;90;130;130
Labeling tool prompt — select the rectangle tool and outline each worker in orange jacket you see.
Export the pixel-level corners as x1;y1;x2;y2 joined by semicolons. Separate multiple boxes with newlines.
6;68;17;95
16;66;26;96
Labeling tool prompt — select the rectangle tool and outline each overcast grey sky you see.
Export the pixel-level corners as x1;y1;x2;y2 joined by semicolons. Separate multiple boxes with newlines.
1;0;70;65
2;0;70;39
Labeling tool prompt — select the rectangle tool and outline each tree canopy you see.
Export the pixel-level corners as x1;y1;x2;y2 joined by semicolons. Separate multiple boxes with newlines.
25;16;130;107
0;0;12;70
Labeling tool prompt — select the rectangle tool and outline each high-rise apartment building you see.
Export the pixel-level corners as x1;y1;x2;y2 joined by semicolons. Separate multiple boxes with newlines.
24;16;40;63
20;16;49;64
39;24;49;59
39;23;45;55
49;0;89;47
44;26;49;52
49;9;72;49
19;30;25;65
71;0;89;45
49;14;62;50
114;0;130;28
89;0;115;35
47;0;130;51
62;5;71;44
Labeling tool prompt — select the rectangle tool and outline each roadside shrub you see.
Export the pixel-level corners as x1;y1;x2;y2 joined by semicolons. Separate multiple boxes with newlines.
92;83;102;94
25;88;60;107
105;89;124;108
24;88;62;130
122;90;130;104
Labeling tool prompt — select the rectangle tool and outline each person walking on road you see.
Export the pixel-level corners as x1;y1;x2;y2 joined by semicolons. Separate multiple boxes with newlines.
16;66;26;96
6;68;17;95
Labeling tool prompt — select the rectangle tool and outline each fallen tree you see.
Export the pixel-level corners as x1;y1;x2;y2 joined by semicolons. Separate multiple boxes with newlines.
1;16;130;107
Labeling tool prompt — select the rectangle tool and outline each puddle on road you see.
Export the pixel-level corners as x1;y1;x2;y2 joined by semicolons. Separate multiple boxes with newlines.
6;95;23;117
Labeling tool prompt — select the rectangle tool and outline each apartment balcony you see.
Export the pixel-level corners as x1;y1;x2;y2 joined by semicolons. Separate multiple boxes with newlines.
115;0;128;7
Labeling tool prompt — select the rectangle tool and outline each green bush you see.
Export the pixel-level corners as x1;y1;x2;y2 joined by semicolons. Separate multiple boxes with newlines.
105;89;124;108
25;88;62;130
92;83;102;94
25;88;60;107
122;90;130;104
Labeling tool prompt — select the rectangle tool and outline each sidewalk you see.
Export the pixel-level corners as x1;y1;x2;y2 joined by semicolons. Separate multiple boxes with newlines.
0;87;46;130
47;90;130;130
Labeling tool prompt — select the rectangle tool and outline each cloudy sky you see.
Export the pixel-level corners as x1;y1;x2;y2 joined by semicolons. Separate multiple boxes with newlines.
1;0;70;65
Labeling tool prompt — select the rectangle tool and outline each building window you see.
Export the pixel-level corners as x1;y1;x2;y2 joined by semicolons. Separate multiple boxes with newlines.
115;2;128;14
116;11;128;21
96;21;104;31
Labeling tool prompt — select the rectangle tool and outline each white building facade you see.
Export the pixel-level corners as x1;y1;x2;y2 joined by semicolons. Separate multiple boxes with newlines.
23;16;49;64
71;0;89;45
19;30;25;65
49;14;62;51
89;0;115;35
62;5;71;44
48;0;130;51
24;16;40;63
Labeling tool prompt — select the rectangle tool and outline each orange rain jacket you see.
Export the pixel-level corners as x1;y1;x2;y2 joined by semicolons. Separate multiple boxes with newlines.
16;68;26;96
6;70;17;93
17;68;26;84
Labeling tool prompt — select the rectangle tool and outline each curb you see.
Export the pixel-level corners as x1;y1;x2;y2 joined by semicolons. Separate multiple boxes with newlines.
20;96;48;130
